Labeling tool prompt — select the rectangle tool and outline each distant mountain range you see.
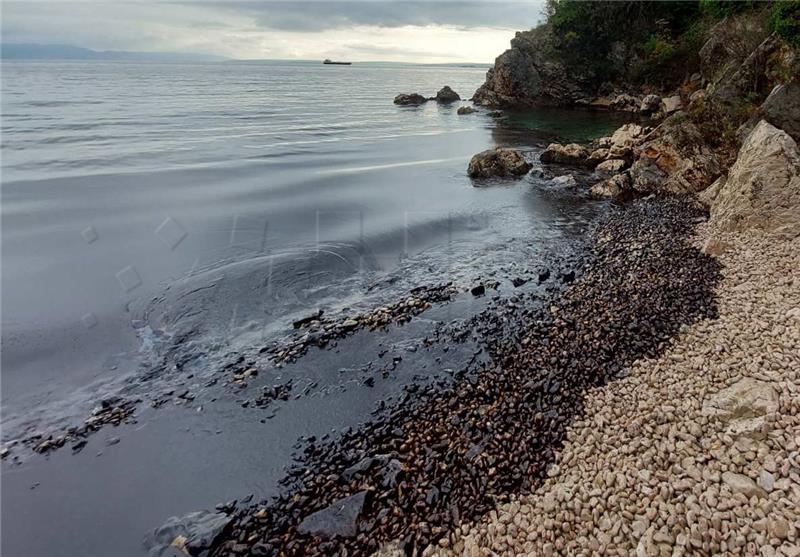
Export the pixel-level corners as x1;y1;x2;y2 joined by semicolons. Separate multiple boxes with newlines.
1;43;228;62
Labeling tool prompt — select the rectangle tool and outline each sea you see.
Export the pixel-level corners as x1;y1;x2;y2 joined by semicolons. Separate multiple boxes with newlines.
1;60;629;556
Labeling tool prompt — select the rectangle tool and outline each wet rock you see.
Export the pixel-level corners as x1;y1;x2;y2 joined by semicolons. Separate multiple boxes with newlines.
297;491;368;539
293;310;324;329
607;123;644;161
540;143;589;166
146;510;232;557
587;148;610;168
457;106;477;115
511;277;527;288
550;174;577;187
394;93;427;105
591;173;627;198
468;148;532;179
435;86;461;103
595;159;626;174
269;283;457;364
538;269;550;283
470;284;485;297
202;198;721;557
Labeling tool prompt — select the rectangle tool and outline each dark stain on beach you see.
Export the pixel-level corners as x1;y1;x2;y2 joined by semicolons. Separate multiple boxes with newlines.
168;197;722;557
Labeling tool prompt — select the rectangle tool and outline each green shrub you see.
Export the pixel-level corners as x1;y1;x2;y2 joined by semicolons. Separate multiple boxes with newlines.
771;1;800;47
699;0;755;19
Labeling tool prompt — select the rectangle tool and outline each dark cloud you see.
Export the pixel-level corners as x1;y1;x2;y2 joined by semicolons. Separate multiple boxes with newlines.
200;1;544;32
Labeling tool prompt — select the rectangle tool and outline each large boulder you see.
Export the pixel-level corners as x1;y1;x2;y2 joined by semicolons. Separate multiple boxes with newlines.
393;93;427;105
145;511;232;557
468;148;532;179
596;159;627;174
761;82;800;142
629;115;723;193
707;120;800;238
640;94;661;114
590;172;631;198
586;148;610;167
702;377;779;440
435;86;460;103
609;94;640;112
540;143;589;166
472;27;593;107
606;123;645;161
297;491;368;539
661;95;684;115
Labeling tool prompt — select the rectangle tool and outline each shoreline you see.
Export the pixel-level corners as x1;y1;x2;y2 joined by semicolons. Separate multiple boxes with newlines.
161;195;725;557
439;226;800;557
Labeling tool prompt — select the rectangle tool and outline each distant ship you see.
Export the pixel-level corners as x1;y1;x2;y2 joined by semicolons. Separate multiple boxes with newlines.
323;59;351;65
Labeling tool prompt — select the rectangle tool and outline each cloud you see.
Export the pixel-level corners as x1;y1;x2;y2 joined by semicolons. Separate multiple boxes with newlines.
207;1;545;32
1;0;546;62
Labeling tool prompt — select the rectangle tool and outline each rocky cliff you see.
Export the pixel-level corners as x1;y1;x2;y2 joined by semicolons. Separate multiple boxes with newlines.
473;27;594;107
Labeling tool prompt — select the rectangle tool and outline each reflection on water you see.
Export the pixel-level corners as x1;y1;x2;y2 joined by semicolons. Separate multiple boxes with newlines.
1;60;625;557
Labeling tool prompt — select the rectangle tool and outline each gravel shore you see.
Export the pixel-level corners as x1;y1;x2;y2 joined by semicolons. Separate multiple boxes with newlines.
437;226;800;557
197;197;730;557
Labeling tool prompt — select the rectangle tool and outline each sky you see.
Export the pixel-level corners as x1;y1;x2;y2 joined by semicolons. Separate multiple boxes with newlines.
1;0;547;63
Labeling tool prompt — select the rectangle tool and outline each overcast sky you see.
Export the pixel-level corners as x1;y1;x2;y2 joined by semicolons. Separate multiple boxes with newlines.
1;0;547;63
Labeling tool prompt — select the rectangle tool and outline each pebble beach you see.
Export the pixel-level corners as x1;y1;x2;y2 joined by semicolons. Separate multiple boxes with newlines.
436;227;800;557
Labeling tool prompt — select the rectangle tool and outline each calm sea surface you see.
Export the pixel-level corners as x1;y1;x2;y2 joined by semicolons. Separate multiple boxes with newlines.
1;60;628;556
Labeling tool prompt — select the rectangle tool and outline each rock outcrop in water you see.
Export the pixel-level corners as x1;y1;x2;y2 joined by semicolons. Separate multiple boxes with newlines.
434;86;460;103
393;93;427;105
539;143;589;166
467;148;532;179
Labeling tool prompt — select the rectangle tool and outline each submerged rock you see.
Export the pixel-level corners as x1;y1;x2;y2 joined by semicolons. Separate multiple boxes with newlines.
468;148;532;179
297;491;368;539
550;174;577;187
435;86;461;103
457;106;477;115
393;93;427;105
146;510;232;557
708;120;800;238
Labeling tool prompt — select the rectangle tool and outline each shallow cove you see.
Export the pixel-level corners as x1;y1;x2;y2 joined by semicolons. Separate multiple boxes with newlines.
1;60;628;557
